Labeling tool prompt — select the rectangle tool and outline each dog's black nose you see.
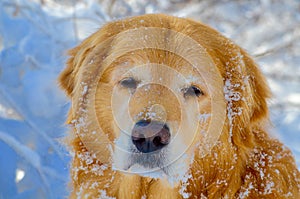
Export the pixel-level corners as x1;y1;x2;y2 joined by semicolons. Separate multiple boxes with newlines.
131;120;170;153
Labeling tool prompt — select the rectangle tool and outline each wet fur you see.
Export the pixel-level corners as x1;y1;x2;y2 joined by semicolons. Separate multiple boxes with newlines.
59;14;300;198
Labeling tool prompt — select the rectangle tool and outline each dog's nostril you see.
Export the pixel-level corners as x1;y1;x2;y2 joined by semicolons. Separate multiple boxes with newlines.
133;137;145;144
153;136;161;146
131;121;171;153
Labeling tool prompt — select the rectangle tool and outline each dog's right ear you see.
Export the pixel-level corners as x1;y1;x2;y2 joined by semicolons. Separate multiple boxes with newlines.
58;46;82;97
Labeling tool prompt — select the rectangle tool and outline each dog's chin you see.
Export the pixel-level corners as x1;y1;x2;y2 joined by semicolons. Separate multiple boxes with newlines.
114;162;186;188
127;163;168;178
112;150;169;174
112;150;190;187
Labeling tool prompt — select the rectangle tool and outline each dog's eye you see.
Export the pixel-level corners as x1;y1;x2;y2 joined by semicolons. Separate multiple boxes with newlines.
119;77;138;89
183;86;204;98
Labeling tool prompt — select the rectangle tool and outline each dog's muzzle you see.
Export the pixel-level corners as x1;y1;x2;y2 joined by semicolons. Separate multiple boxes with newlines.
131;120;170;153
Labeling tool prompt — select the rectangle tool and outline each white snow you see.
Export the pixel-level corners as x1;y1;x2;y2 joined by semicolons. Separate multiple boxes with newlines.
15;168;25;183
98;190;116;199
198;113;211;123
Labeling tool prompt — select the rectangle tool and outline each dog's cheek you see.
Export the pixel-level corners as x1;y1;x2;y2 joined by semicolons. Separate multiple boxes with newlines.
95;83;116;141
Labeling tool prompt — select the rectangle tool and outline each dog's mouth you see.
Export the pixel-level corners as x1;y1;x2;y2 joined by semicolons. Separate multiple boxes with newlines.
112;133;191;187
119;149;188;187
111;132;177;178
119;146;170;175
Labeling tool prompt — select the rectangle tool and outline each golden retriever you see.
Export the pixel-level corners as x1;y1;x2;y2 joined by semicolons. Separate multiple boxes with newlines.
58;14;300;198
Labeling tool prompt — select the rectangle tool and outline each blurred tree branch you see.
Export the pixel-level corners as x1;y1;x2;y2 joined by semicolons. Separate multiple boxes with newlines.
2;0;300;111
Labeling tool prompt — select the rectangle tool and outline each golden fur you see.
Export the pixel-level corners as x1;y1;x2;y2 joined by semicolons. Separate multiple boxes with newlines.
58;14;300;198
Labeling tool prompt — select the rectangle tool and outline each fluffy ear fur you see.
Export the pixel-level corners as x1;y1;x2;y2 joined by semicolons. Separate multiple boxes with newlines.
58;35;101;97
58;44;97;126
213;42;271;150
58;47;80;97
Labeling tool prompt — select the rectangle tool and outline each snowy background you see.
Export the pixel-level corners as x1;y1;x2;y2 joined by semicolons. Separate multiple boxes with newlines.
0;0;299;198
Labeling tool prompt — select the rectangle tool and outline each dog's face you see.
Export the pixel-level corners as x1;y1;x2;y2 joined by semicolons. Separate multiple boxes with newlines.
91;26;227;184
98;50;215;182
60;14;270;187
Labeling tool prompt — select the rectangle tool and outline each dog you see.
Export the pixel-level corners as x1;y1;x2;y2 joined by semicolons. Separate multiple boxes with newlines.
58;14;300;198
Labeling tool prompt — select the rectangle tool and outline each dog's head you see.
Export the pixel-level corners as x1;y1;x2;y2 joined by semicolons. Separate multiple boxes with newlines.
59;14;270;185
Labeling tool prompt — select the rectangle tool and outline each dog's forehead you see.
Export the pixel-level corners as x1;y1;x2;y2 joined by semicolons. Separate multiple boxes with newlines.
107;54;206;86
99;26;216;86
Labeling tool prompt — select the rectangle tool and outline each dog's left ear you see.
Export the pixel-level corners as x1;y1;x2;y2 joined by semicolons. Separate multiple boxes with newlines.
222;45;272;148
